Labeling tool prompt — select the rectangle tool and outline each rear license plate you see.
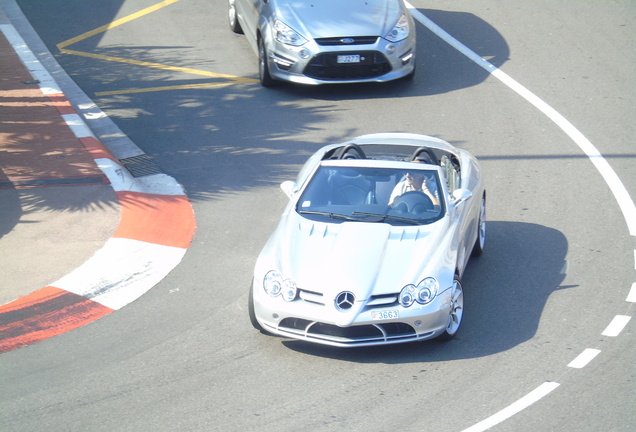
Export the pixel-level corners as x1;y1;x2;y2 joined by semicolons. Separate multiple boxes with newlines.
337;54;361;64
371;310;399;320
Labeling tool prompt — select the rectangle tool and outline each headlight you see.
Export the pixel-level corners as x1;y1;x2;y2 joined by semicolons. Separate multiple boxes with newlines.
415;278;438;305
282;279;298;302
384;14;410;42
263;270;283;296
399;278;438;307
274;19;307;46
263;270;298;301
399;284;417;307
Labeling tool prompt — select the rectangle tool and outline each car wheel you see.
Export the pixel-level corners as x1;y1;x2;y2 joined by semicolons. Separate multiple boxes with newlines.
471;194;486;256
248;283;264;331
258;37;276;87
437;278;463;341
228;0;242;33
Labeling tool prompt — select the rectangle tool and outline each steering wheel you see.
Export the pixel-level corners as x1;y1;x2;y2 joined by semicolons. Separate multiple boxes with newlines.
391;191;434;214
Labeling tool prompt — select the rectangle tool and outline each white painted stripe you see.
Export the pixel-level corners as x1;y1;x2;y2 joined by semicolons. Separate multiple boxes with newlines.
406;4;636;237
627;282;636;303
568;348;601;369
0;24;61;94
53;238;187;310
461;382;560;432
96;157;186;195
602;315;632;337
133;172;187;195
62;113;95;139
95;157;138;191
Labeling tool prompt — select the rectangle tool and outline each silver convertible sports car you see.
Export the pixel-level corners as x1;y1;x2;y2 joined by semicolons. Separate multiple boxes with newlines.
228;0;417;86
249;133;486;347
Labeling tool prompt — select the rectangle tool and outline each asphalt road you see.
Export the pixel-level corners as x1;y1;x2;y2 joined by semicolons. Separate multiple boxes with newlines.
2;0;634;431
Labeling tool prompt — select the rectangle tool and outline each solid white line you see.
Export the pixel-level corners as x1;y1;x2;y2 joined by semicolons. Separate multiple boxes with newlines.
62;113;95;139
602;315;632;337
461;382;560;432
406;3;636;237
0;23;61;94
627;282;636;303
568;348;601;369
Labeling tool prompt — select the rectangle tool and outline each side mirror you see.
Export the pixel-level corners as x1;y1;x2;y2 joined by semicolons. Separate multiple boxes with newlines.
451;188;472;207
280;181;298;200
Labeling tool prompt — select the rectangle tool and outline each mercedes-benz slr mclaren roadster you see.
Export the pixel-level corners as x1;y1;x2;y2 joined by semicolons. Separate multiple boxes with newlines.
249;133;486;347
228;0;416;86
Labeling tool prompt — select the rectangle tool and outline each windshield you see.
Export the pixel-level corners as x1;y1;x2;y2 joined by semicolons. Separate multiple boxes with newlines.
296;165;445;225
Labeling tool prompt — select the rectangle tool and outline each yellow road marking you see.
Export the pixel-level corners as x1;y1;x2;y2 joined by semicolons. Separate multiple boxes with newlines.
96;81;251;96
61;48;257;81
57;0;255;93
57;0;182;49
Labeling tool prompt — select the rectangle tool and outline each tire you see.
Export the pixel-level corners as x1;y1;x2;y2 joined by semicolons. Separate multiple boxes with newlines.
248;283;264;331
437;278;463;341
228;0;242;33
471;194;486;257
258;37;276;87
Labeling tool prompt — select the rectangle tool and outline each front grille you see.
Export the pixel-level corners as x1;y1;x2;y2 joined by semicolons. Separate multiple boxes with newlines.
315;36;379;46
303;51;392;80
298;290;397;309
278;318;416;345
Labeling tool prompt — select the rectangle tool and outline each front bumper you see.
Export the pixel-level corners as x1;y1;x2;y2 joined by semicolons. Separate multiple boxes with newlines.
252;279;452;347
266;35;416;85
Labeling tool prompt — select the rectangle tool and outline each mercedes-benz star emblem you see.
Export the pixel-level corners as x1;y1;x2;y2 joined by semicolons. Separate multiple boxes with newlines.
335;291;355;311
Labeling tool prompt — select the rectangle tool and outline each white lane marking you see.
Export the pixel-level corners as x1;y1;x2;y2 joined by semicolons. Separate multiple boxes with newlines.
602;315;632;337
62;113;95;138
461;382;560;432
0;24;62;94
627;282;636;303
96;157;186;195
568;348;601;369
406;3;636;237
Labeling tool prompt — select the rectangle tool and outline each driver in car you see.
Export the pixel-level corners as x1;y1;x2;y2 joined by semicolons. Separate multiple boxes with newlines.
389;170;440;207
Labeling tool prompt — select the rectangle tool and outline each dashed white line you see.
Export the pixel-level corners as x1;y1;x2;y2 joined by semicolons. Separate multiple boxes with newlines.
627;282;636;303
461;382;561;432
602;315;632;337
568;348;601;369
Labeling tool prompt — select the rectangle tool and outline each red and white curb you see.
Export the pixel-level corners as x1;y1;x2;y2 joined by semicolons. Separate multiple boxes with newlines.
0;24;196;353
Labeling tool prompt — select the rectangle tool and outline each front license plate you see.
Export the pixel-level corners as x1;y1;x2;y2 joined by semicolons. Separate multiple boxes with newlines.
337;54;361;64
371;310;399;321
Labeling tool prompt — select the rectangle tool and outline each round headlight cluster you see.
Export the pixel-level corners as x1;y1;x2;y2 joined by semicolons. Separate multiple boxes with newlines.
399;278;438;307
263;270;297;302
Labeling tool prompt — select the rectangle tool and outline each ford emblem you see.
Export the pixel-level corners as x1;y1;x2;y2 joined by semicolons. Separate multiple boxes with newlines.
341;37;355;44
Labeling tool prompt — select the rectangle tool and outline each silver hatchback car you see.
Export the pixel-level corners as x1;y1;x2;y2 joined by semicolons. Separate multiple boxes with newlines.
228;0;417;86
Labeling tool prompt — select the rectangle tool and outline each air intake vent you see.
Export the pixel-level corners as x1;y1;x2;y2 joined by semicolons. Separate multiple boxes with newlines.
315;36;378;46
